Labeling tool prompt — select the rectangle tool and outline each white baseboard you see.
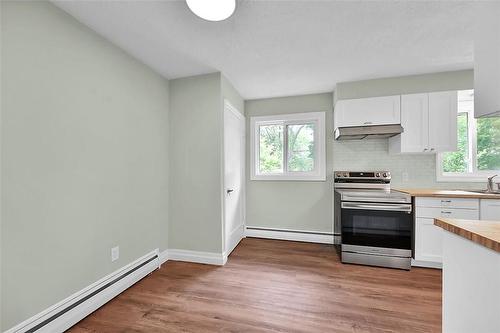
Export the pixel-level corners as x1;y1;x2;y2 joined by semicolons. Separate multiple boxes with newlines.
168;249;226;266
159;249;169;266
245;227;334;244
226;224;244;257
411;259;442;269
6;249;160;333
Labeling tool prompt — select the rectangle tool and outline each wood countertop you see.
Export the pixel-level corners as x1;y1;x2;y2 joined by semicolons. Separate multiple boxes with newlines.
434;218;500;252
395;188;500;199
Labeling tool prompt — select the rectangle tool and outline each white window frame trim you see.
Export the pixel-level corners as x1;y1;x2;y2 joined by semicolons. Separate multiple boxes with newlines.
436;105;499;182
250;112;326;181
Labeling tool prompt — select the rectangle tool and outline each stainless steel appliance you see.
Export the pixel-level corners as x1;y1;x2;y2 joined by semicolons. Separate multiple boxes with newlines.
334;124;403;140
334;171;413;270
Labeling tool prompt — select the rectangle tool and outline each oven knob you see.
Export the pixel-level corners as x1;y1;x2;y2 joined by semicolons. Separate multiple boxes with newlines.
343;172;349;177
375;172;380;177
382;172;388;178
336;173;342;177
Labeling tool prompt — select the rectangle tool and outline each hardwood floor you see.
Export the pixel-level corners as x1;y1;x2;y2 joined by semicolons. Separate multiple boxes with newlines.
68;238;442;333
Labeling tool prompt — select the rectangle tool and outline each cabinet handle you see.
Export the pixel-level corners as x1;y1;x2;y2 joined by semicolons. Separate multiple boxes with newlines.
363;122;373;125
441;211;452;214
441;200;451;203
423;148;428;152
430;148;435;151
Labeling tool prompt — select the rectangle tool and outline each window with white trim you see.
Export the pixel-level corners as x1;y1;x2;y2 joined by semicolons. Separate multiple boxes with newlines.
437;89;500;182
250;112;326;181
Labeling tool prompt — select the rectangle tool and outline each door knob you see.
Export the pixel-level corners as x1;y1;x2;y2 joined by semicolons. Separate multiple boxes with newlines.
226;189;234;194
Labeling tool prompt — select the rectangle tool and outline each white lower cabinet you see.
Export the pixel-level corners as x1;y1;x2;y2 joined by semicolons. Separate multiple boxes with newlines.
480;199;500;220
413;197;479;268
415;217;443;264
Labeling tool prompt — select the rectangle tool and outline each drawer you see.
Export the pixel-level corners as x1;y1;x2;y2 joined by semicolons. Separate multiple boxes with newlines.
415;197;479;210
416;206;479;219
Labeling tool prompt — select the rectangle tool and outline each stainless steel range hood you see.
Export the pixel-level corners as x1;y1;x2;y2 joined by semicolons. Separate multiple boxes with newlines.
334;124;403;140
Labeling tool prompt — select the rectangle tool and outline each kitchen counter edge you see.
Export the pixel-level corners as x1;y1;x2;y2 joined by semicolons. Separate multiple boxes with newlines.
395;188;500;199
434;218;500;253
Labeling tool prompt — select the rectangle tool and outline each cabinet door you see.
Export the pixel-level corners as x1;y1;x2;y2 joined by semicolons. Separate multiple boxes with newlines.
399;93;429;152
474;14;500;118
334;95;401;128
428;91;458;152
415;217;443;263
480;199;500;220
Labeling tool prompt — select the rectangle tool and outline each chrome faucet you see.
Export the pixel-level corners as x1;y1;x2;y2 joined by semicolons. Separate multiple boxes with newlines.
487;174;498;193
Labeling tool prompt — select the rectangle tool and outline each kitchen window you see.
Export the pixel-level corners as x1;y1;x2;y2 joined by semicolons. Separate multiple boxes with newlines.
437;89;500;182
250;112;326;181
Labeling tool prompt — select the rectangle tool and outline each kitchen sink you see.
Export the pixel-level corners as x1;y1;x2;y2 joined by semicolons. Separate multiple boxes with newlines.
466;190;500;195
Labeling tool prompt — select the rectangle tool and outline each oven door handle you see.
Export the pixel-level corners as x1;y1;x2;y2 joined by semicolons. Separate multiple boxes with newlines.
341;202;412;212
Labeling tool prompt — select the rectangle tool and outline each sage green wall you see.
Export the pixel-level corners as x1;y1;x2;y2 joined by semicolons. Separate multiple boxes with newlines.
1;1;170;330
245;93;335;233
221;74;244;115
169;73;224;253
168;73;244;254
335;69;473;102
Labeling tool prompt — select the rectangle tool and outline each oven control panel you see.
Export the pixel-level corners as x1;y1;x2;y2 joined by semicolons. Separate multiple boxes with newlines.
334;171;391;181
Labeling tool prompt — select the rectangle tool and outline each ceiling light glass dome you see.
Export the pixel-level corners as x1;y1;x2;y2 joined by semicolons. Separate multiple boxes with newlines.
186;0;236;22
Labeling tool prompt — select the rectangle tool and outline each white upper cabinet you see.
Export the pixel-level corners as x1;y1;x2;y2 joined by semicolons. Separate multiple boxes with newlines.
428;91;458;152
389;93;428;153
389;91;457;154
334;95;400;128
474;11;500;118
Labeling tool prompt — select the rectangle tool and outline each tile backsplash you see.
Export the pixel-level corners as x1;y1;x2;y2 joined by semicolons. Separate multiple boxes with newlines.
332;139;483;190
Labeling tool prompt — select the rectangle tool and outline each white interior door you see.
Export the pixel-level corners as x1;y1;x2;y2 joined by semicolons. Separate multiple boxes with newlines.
224;101;245;257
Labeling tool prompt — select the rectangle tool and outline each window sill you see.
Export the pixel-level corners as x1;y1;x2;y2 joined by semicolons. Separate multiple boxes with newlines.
436;174;498;183
251;174;326;181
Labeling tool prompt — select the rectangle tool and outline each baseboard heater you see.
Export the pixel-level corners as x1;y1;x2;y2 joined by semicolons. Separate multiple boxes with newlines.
6;250;160;333
245;226;334;244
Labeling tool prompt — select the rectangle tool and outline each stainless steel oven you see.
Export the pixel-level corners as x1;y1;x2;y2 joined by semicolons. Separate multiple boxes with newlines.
334;171;413;270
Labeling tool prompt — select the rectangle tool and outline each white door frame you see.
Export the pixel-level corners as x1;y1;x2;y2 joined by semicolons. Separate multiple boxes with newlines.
222;99;246;260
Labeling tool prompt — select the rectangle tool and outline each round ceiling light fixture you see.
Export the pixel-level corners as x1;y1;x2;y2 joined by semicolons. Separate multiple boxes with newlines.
186;0;236;22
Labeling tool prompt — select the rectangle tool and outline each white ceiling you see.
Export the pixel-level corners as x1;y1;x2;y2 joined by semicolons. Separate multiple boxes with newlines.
53;0;497;100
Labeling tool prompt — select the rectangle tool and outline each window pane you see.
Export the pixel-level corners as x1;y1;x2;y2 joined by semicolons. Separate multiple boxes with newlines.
476;116;500;171
442;112;469;173
287;123;315;172
259;124;283;173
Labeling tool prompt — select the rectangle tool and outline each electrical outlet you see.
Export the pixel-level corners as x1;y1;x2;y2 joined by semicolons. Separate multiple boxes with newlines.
402;171;409;182
111;246;119;262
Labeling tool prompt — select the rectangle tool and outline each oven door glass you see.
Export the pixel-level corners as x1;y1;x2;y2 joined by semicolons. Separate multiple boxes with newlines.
341;202;412;249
